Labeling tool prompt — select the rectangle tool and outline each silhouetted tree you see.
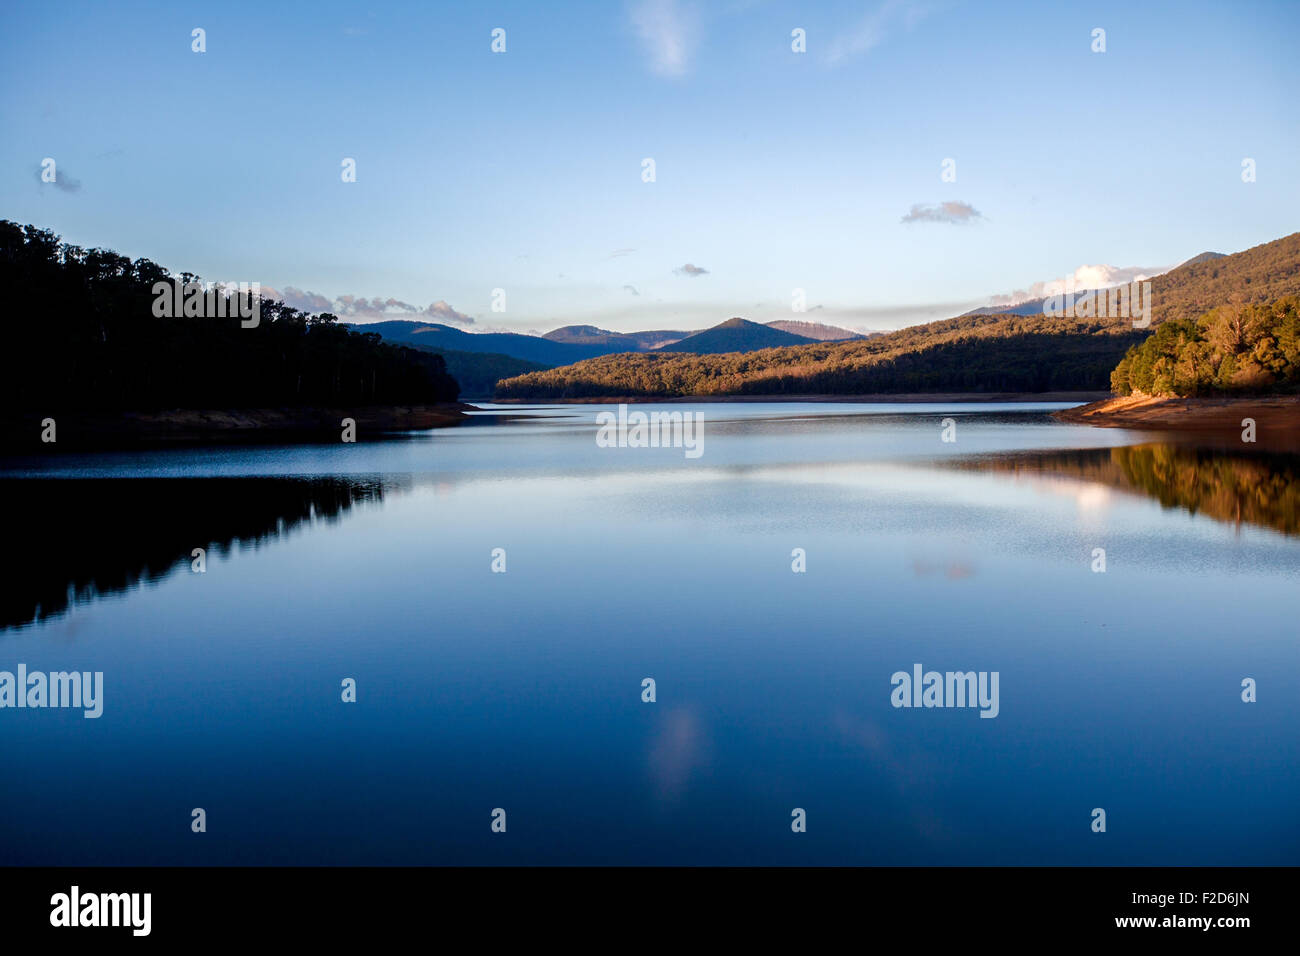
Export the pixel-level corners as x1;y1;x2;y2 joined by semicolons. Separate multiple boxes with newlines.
0;220;459;412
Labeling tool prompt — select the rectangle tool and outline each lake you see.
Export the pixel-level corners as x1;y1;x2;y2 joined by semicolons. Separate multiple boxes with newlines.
1;402;1297;865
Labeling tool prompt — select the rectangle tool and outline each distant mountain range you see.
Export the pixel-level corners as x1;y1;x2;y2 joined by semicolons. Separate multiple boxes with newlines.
349;317;866;393
353;320;610;366
358;234;1300;399
495;231;1300;399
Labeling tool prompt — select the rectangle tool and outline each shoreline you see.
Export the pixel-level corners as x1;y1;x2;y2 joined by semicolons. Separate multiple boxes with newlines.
0;403;475;451
491;390;1112;405
1053;394;1300;450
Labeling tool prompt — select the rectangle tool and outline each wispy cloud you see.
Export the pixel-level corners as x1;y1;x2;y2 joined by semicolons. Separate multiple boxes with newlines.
260;286;475;325
827;0;935;65
630;0;699;77
900;201;983;225
674;262;709;277
608;247;636;259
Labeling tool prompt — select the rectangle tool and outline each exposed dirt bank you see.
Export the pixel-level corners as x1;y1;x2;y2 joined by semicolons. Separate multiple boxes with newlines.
1054;394;1300;451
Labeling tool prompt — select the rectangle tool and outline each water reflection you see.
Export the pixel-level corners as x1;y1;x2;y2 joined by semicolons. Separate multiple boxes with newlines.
3;408;1298;866
961;443;1300;536
11;439;1298;633
0;476;388;631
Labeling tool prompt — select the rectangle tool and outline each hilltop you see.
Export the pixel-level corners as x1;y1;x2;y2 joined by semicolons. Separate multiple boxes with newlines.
651;317;817;354
765;319;866;341
543;325;688;350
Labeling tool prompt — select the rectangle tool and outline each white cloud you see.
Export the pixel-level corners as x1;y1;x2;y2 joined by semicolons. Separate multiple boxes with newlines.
630;0;699;77
900;201;983;224
988;264;1170;306
828;0;934;65
259;286;476;324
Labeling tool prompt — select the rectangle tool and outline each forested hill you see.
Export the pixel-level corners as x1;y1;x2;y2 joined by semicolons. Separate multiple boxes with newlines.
652;317;816;353
1111;296;1300;397
0;221;459;412
495;231;1300;399
495;314;1148;398
1143;232;1300;325
959;234;1298;324
412;345;549;398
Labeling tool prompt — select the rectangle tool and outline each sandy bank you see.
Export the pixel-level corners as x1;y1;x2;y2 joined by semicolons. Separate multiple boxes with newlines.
1054;394;1300;450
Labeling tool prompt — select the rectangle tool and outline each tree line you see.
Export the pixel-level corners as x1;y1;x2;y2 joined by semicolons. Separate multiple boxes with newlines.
1110;296;1300;396
0;221;459;413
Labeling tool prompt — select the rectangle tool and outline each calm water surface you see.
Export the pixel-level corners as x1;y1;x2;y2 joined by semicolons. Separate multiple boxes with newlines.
1;403;1297;865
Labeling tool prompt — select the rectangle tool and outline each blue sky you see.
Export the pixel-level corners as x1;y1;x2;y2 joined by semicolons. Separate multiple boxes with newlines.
2;0;1298;333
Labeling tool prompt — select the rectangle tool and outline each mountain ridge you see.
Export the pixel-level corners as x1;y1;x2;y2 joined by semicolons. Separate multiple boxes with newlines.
651;317;818;354
358;317;866;364
495;231;1300;399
